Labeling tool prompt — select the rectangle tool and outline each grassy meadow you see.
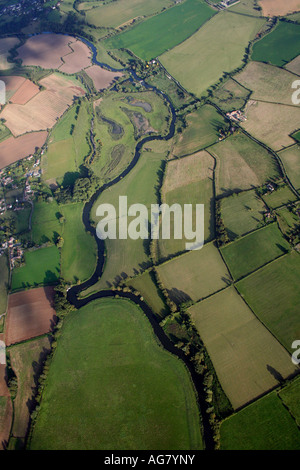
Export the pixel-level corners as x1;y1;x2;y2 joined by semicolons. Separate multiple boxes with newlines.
236;251;300;353
261;184;298;209
11;245;60;291
104;0;216;60
156;242;231;305
220;392;300;450
160;11;265;97
210;133;280;197
221;223;290;280
172;105;228;157
278;145;300;192
29;298;203;450
220;190;267;240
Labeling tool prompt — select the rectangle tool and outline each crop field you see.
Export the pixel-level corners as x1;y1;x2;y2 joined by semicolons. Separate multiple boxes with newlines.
0;254;9;315
251;21;300;67
85;65;123;91
156;242;231;305
0;73;85;137
85;0;174;28
209;133;279;197
285;55;300;75
241;101;300;150
31;200;62;245
229;0;263;16
9;336;52;443
0;36;20;70
261;184;298;209
16;34;87;70
125;271;169;318
157;151;215;260
189;287;297;409
279;376;300;426
172;105;228;157
259;0;300;17
236;251;300;353
0;131;48;169
220;190;268;240
220;223;290;280
104;0;216;61
220;391;300;450
278;146;300;191
28;298;203;450
11;245;60;292
160;11;265;98
235;61;300;106
210;78;250;113
5;286;57;346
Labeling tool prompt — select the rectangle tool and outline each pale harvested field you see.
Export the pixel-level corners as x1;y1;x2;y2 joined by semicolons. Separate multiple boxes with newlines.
0;131;48;169
16;33;76;69
5;287;57;346
59;41;92;74
235;61;300;106
285;55;300;75
189;287;299;409
0;37;20;70
10;79;40;105
0;73;85;136
259;0;300;16
162;151;214;194
241;101;300;150
85;65;123;91
0;75;26;101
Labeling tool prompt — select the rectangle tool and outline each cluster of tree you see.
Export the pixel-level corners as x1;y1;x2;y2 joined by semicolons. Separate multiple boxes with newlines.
54;169;100;204
6;353;18;401
215;199;230;246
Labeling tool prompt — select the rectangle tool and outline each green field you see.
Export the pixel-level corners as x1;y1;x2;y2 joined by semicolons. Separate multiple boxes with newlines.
42;101;91;186
220;190;268;240
189;287;297;409
160;11;265;98
236;251;300;353
210;78;250;113
251;21;300;67
279;376;300;427
156;242;231;305
104;0;216;61
0;253;9;314
221;223;290;280
9;336;52;444
60;203;97;284
276;205;300;240
11;245;60;291
28;298;203;450
172;105;228;157
262;184;298;209
278;145;300;192
32;201;97;284
220;392;300;450
85;0;174;28
210;133;280;197
125;270;169;318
